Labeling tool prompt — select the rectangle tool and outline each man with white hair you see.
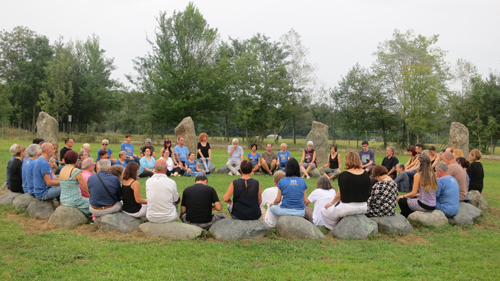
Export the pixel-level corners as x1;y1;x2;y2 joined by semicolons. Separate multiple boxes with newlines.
22;144;39;195
226;138;244;176
79;158;95;198
435;162;460;217
6;143;17;189
88;159;122;216
33;143;61;201
441;151;468;201
146;158;180;223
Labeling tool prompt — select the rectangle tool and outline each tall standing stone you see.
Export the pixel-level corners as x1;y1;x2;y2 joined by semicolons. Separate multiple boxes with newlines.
175;117;197;154
448;122;469;157
36;112;59;146
306;121;329;166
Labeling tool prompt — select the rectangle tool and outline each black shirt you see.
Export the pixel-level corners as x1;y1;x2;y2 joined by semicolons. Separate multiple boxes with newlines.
467;162;484;193
9;158;24;193
232;178;261;220
122;181;142;213
181;184;220;223
382;155;399;179
329;153;339;169
338;171;371;203
197;142;211;159
60;147;72;162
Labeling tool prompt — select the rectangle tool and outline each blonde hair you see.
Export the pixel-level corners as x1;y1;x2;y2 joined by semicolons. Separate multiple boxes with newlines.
470;149;482;162
273;171;286;185
418;154;438;191
344;152;362;170
453;149;463;158
82;143;91;152
119;150;127;158
14;145;26;157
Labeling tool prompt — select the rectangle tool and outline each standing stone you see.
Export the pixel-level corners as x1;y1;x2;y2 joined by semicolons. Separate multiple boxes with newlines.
174;117;197;155
36;112;59;146
448;122;469;157
468;190;488;211
306;121;329;167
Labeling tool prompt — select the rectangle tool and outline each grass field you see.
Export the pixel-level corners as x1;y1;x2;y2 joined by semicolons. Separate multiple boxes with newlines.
1;139;500;280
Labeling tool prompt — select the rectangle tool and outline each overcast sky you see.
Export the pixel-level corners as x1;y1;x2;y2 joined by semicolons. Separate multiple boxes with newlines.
2;0;500;92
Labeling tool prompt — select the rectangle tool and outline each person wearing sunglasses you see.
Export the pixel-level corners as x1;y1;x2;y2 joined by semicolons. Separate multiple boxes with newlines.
97;139;113;162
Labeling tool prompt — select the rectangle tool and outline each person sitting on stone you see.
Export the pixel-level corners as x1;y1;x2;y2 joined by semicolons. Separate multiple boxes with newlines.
223;160;262;220
226;138;244;176
22;144;39;195
59;150;91;216
428;145;440;170
139;147;155;178
359;140;376;173
320;152;372;230
197;133;212;175
453;149;464;159
434;162;459;218
260;171;286;227
174;136;189;167
180;174;226;229
260;143;277;175
113;151;127;169
441;151;468;201
270;158;308;219
393;163;410;192
381;146;399;179
78;150;89;162
159;149;182;177
121;134;140;164
366;165;398;217
146;159;180;223
467;149;484;193
140;138;156;158
161;139;178;166
88;159;122;217
319;145;342;181
81;143;91;154
304;176;336;226
404;146;420;188
276;142;291;172
109;165;124;180
96;150;114;172
121;162;148;218
49;157;58;176
59;137;74;163
33;143;61;202
6;143;18;189
299;141;317;180
397;154;437;218
79;158;95;198
247;143;262;175
97;139;112;162
184;152;205;177
9;145;26;193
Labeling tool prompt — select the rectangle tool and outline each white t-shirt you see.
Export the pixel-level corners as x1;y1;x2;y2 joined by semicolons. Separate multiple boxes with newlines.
261;186;280;227
146;173;179;223
159;157;174;171
308;189;336;226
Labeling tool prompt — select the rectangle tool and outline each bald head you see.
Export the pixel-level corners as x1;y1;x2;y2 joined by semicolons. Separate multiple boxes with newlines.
441;151;454;164
154;158;167;172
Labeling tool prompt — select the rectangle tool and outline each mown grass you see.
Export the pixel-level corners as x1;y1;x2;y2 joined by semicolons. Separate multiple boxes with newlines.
1;139;500;280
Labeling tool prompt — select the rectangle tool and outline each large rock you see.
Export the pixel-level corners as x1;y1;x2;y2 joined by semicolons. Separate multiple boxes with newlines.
306;121;329;167
140;222;203;239
95;212;142;233
217;165;230;174
26;201;55;220
408;210;448;227
209;218;269;241
0;182;8;195
448;202;483;226
174;117;197;156
13;193;38;211
448;122;469;157
275;216;325;240
48;205;88;228
300;168;321;177
36;111;59;146
331;214;378;240
0;191;23;205
468;190;488;211
369;214;413;234
196;159;216;174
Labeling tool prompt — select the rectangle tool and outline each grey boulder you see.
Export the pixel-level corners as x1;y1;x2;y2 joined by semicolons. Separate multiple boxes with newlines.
275;216;325;240
95;212;142;233
209;218;269;241
468;190;488;211
13;193;38;211
217;165;230;174
26;201;55;220
331;214;378;240
448;202;483;226
0;182;8;195
0;191;23;205
48;205;88;228
369;213;413;234
408;210;448;227
196;159;216;174
140;222;203;239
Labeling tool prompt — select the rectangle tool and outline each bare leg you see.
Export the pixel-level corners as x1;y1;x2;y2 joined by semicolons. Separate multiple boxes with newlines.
269;160;277;173
261;160;271;174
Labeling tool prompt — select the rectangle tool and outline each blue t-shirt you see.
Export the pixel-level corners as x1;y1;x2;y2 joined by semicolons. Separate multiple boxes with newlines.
97;148;113;161
139;157;155;174
22;158;36;194
277;151;291;165
359;149;375;165
436;176;460;217
278;177;308;210
248;152;261;166
114;159;127;169
174;145;189;162
185;159;198;171
121;142;134;156
33;157;53;199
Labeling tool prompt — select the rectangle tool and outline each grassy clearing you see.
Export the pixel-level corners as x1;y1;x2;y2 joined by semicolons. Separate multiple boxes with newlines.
1;139;500;280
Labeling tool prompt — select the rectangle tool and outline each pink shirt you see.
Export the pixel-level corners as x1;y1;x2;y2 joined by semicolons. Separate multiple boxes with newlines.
79;170;93;198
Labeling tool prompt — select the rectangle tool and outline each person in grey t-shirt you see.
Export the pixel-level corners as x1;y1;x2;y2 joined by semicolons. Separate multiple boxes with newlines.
226;139;244;176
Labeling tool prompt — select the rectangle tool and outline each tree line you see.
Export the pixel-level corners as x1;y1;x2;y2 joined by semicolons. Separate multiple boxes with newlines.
1;3;499;151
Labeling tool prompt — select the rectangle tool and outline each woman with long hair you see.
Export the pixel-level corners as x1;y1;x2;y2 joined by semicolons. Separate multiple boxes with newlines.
121;162;148;218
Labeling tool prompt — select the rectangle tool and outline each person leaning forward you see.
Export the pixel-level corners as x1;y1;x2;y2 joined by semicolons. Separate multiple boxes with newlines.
88;159;123;217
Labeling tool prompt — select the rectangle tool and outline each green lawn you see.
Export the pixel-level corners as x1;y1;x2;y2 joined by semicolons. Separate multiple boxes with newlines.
1;139;500;280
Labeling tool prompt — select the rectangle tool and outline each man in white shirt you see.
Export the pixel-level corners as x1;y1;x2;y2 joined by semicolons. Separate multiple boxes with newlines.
146;158;180;223
226;138;244;176
260;171;286;227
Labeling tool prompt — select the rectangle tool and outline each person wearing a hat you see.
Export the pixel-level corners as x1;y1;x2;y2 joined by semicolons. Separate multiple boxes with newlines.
140;138;156;158
299;141;317;179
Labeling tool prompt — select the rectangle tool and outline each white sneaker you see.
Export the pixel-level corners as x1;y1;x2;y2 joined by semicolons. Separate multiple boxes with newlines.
228;171;233;176
235;172;241;176
306;176;311;180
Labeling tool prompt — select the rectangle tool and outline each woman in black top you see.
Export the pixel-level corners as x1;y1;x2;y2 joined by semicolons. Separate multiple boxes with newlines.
319;145;342;180
197;133;212;175
320;152;371;230
468;149;484;193
223;160;262;220
121;162;148;218
9;145;26;193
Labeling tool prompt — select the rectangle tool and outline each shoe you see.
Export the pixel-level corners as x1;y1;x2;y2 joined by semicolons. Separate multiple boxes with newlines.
228;171;233;176
235;172;241;176
306;176;311;180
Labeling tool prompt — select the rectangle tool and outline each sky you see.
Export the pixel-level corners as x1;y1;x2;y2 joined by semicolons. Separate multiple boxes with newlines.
2;0;500;92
